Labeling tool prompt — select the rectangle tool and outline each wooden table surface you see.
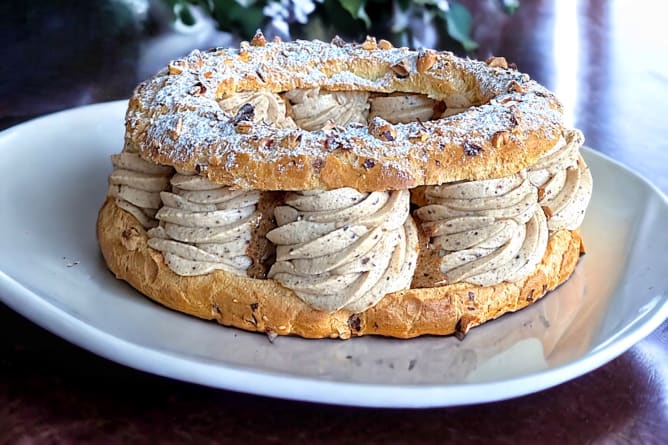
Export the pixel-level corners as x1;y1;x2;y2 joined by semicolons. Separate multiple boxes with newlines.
1;0;666;443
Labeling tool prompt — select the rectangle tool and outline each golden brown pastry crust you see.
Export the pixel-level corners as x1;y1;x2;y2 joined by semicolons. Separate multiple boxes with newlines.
98;198;583;339
126;36;564;192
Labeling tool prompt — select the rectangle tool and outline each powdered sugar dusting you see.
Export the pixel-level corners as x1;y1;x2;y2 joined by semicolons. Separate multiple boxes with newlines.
125;39;565;191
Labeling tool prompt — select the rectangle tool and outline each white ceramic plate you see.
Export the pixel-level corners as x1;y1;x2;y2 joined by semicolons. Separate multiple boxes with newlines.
1;101;666;408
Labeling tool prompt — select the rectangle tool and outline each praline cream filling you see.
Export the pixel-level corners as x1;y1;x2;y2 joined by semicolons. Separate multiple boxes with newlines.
107;142;173;229
284;88;370;130
528;129;592;231
369;93;440;124
146;174;258;277
284;89;448;128
416;172;549;286
217;88;455;131
266;189;418;313
415;130;591;286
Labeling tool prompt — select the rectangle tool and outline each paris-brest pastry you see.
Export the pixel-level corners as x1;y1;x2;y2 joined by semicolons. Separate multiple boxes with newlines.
98;33;592;339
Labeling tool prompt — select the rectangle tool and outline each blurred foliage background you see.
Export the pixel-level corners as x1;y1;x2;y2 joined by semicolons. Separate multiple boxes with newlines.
163;0;519;51
0;0;518;125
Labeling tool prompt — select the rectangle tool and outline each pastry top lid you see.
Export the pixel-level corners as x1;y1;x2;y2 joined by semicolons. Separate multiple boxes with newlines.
126;33;564;191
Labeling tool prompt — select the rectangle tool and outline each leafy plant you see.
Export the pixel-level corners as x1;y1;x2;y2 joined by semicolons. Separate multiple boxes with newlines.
161;0;519;52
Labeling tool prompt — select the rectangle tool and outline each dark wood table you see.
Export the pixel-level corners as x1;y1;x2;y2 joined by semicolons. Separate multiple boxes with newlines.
2;1;666;442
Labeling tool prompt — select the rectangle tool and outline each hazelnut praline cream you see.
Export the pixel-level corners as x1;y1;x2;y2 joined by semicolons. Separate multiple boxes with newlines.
98;34;592;338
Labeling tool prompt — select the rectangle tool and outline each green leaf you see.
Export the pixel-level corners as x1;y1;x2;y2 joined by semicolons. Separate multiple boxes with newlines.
162;0;192;24
176;4;196;26
210;0;265;37
338;0;371;28
321;0;368;38
442;2;478;52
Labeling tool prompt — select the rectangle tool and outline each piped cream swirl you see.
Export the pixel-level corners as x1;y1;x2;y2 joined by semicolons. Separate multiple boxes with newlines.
284;88;370;130
267;188;418;313
218;91;296;128
218;88;467;134
416;172;548;286
107;141;173;228
528;129;593;231
147;174;258;276
369;93;439;124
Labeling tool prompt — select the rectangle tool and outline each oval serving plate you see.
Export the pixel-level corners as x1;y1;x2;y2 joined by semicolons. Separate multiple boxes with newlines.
0;101;666;407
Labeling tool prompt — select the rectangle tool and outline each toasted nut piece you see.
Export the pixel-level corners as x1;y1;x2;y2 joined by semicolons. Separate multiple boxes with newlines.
120;227;142;251
391;59;410;78
433;100;447;116
362;36;377;50
492;130;510;148
508;80;524;93
239;42;251;62
281;132;303;149
235;121;253;134
498;96;518;105
368;118;397;141
331;35;346;47
188;82;206;95
321;120;337;134
463;141;484;156
251;30;267;47
486;56;509;69
409;130;429;143
464;141;485;156
378;39;393;50
233;103;255;124
174;117;183;138
167;62;184;75
192;52;204;69
417;49;436;73
362;159;375;169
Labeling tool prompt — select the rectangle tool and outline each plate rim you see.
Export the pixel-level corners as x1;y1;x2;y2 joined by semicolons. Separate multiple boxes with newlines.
1;101;667;408
3;268;666;408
